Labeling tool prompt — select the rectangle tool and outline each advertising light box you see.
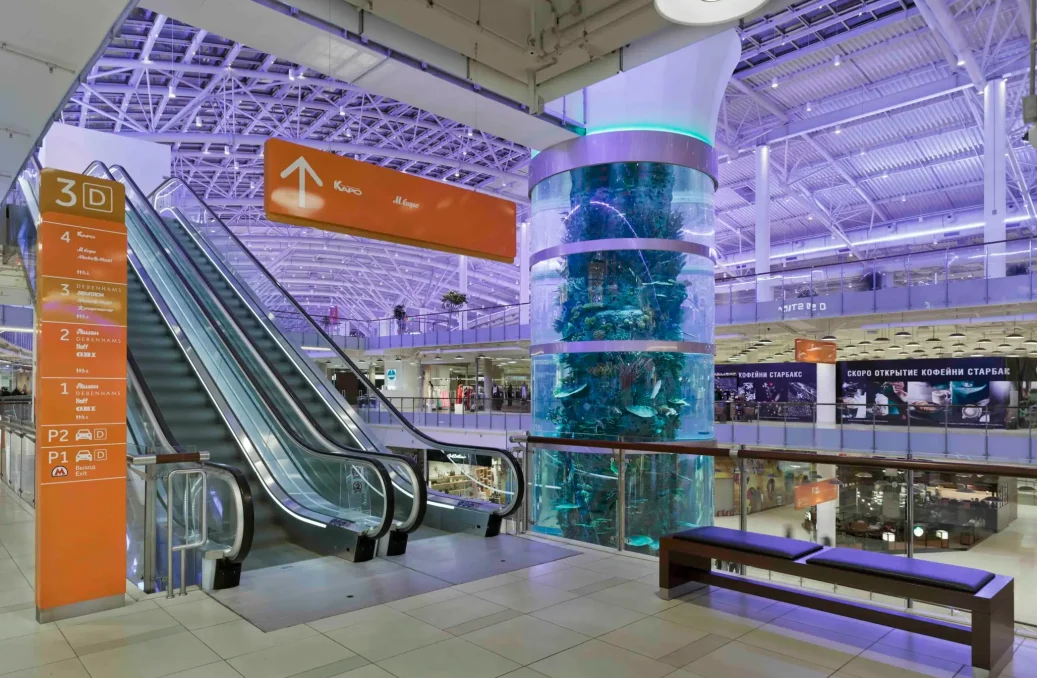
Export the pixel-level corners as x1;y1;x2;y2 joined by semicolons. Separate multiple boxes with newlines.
838;357;1034;429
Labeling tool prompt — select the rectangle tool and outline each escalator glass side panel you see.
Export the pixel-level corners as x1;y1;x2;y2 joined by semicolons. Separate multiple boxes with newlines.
151;179;523;519
79;162;393;541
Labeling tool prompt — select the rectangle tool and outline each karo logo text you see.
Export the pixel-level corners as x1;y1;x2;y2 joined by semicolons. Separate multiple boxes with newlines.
333;180;362;195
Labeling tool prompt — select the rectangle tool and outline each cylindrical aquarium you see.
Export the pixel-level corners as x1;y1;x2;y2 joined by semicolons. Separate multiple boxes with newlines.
527;130;719;554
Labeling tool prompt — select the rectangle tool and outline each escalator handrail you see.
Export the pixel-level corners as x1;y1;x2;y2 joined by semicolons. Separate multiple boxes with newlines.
101;163;399;539
80;162;395;541
128;350;254;564
152;177;525;518
154;206;427;532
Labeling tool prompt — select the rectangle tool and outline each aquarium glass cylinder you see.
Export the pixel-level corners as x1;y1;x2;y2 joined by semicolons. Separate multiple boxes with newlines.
527;130;719;551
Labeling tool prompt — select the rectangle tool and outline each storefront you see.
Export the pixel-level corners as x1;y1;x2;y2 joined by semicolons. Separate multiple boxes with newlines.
426;450;508;505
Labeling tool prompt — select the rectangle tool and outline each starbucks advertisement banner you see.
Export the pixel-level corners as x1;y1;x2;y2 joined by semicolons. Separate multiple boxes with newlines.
838;357;1033;429
715;363;818;423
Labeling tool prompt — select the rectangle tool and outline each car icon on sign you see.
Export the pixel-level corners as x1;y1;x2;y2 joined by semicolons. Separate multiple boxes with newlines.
75;430;93;441
75;451;93;462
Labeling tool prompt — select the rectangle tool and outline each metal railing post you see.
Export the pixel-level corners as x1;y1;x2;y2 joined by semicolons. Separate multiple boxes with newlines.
616;449;626;552
167;468;207;598
144;464;157;593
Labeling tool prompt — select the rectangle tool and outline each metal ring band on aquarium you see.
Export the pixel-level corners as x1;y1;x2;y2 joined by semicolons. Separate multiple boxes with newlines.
528;130;719;193
529;340;716;356
529;238;715;268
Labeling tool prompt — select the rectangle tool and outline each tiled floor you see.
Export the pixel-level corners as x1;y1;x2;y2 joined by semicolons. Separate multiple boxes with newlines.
4;484;1037;677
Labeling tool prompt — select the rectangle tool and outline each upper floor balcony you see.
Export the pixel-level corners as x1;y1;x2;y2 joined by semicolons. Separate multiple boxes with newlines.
332;236;1037;351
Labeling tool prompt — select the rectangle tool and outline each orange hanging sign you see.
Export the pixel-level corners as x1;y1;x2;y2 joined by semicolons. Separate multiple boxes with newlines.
35;168;127;622
263;139;517;262
794;480;839;509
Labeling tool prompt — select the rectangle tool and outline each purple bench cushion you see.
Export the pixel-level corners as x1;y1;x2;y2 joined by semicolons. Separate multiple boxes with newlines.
806;548;994;593
673;526;823;560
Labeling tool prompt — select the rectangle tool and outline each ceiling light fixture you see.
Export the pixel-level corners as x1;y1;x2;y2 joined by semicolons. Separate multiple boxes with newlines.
894;330;911;338
771;77;779;88
833;55;842;67
821;334;837;341
1006;328;1025;340
948;330;965;339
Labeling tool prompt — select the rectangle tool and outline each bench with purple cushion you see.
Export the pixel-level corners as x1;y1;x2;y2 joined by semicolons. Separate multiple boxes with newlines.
659;526;1013;677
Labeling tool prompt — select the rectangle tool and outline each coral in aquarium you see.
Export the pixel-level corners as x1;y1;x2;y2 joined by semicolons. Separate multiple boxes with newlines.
531;161;715;554
549;162;690;441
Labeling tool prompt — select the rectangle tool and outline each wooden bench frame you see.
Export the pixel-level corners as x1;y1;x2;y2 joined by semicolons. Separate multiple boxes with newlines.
660;536;1015;677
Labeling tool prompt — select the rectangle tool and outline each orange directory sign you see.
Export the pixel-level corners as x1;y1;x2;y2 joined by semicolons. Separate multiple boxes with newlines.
794;480;839;509
263;138;517;262
795;338;837;364
35;168;127;621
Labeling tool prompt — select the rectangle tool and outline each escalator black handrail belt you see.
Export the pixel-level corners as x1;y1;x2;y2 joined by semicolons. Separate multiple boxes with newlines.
154;178;525;518
128;350;255;565
93;163;396;541
156;206;426;533
200;461;255;565
114;166;414;535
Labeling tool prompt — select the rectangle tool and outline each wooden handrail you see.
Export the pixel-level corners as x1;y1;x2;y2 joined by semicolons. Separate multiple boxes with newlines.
523;435;1037;479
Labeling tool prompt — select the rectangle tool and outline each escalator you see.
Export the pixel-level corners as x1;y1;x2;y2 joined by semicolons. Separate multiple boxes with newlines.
17;159;400;573
149;175;525;537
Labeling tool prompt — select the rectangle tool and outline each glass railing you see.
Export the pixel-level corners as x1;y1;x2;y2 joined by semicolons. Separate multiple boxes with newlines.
520;436;1037;627
277;236;1037;344
716;236;1036;312
152;178;524;519
83;162;394;540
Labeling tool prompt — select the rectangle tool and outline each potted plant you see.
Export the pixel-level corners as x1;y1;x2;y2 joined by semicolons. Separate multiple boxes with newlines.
441;290;468;311
392;304;407;335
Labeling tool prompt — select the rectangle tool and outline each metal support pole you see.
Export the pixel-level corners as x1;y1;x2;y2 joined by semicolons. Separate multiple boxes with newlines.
144;465;157;593
616;449;626;552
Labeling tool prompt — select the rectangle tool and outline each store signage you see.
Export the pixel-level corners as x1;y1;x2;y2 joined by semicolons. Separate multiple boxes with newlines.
795;338;837;364
35;168;127;620
794;480;838;509
386;369;397;382
263;139;517;262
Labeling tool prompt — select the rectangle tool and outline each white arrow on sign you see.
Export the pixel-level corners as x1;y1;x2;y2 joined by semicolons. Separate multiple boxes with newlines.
280;156;323;208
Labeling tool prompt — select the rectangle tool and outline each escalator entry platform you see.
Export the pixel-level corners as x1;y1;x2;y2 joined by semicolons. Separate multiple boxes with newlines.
211;534;580;631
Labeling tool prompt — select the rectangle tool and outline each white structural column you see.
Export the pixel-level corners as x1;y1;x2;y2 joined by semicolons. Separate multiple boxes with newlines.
755;145;772;301
458;255;469;327
983;78;1007;278
519;222;530;325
